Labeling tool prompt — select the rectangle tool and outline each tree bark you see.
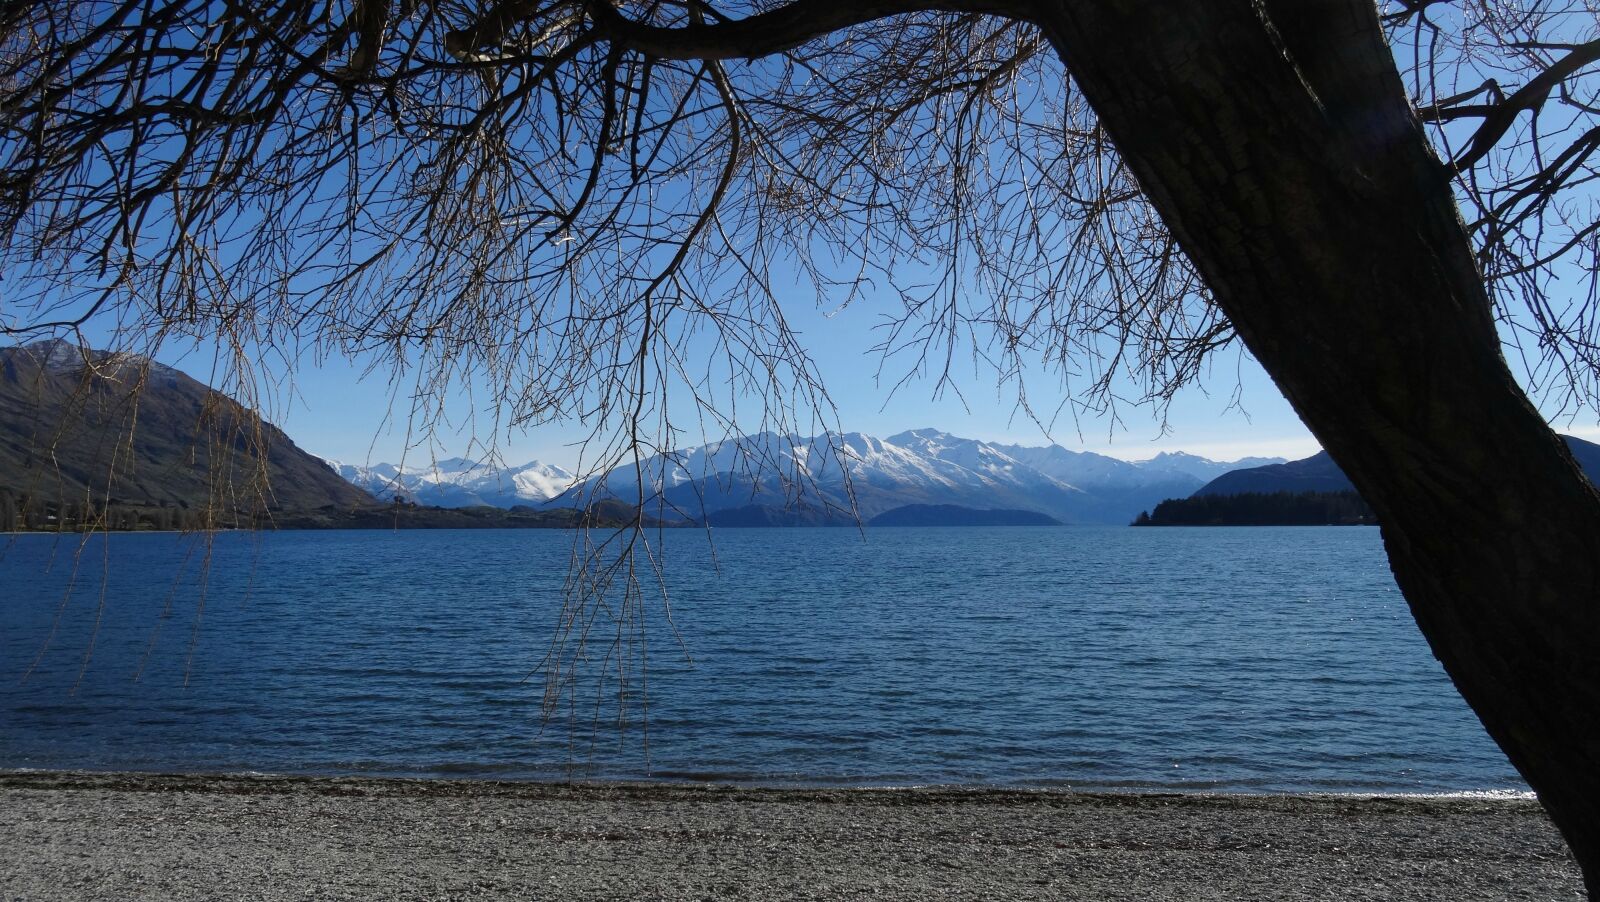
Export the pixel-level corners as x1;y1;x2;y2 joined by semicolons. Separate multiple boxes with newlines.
1032;0;1600;891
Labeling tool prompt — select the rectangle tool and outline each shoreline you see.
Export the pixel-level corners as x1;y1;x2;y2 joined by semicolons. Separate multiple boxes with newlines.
1;770;1581;900
0;765;1540;799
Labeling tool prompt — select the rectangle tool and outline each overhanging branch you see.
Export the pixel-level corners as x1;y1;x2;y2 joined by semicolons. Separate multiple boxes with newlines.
449;0;1027;63
1453;38;1600;171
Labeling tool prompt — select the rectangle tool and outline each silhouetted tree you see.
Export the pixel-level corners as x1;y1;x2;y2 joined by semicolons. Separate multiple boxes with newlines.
3;0;1599;889
19;499;41;531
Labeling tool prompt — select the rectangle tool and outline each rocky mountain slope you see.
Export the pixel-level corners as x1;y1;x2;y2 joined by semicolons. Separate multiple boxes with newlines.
1;341;372;520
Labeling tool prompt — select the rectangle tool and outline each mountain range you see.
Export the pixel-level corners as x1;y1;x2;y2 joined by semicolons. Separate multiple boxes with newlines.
19;339;1597;531
326;456;577;509
6;339;1302;529
326;429;1286;526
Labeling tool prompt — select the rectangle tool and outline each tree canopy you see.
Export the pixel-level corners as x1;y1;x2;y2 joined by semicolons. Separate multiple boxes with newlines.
2;2;1593;451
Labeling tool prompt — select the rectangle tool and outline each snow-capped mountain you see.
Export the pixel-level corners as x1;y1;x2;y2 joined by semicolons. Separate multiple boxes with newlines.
577;429;1281;525
994;441;1168;489
325;456;576;508
992;443;1286;488
21;337;189;389
591;429;1072;498
324;430;1284;525
1130;451;1289;483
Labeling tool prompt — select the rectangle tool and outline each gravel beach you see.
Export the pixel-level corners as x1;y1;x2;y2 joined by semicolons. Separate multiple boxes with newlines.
0;771;1584;901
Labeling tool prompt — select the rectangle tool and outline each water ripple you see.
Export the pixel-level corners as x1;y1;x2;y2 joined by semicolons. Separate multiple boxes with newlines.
0;526;1523;793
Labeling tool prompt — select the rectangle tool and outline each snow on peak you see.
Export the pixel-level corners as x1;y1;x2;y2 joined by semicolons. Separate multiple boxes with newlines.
1131;451;1289;482
16;339;186;383
321;431;1295;522
320;455;577;505
23;338;89;371
431;456;481;474
510;461;577;501
1145;451;1205;464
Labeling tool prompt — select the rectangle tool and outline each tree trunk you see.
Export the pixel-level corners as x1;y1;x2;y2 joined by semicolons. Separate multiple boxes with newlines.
1033;0;1600;890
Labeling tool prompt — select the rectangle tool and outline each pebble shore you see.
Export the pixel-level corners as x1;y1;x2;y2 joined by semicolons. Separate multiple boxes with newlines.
0;771;1584;900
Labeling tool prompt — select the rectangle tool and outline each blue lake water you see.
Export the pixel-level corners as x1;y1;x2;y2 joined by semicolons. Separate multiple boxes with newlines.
0;526;1522;793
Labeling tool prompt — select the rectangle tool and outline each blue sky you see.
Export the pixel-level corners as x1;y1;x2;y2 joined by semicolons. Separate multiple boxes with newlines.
135;295;1320;472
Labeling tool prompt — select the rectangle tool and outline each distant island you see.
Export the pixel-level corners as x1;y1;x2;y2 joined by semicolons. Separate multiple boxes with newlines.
693;503;1060;527
868;504;1061;527
696;503;854;527
268;499;672;531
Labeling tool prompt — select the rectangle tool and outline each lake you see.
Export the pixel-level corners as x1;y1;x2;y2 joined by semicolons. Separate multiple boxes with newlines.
0;526;1523;793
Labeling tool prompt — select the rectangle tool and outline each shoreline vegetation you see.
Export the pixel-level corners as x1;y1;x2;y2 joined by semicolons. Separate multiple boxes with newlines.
1132;490;1378;527
0;499;1074;532
0;495;671;532
0;770;1580;900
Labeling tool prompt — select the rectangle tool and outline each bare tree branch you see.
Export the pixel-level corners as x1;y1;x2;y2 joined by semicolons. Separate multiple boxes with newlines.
1452;37;1600;169
579;0;1021;60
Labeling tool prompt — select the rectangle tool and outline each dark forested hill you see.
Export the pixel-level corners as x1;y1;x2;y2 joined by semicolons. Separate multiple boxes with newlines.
1191;451;1356;496
1137;436;1600;526
1193;437;1600;498
0;341;373;528
1133;491;1375;526
1564;435;1600;478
